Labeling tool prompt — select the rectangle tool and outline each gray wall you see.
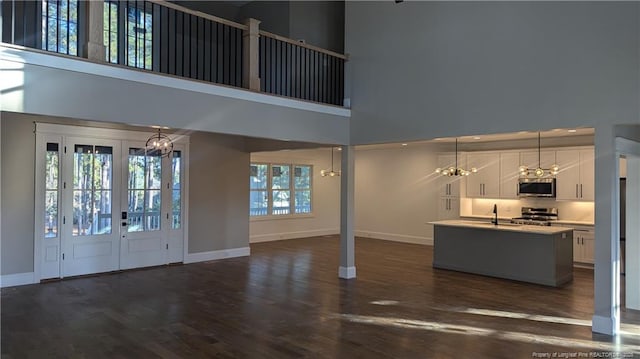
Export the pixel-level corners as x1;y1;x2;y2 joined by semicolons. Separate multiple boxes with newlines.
175;1;345;53
1;117;35;275
238;1;290;38
345;2;640;145
172;1;242;22
0;112;250;275
188;131;249;253
289;1;344;53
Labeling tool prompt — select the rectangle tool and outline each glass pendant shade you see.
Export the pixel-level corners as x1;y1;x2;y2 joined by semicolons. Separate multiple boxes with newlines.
519;132;559;178
321;147;341;177
145;128;174;157
435;138;476;177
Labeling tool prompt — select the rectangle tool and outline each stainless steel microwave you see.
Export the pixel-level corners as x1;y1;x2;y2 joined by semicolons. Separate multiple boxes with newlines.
518;178;556;198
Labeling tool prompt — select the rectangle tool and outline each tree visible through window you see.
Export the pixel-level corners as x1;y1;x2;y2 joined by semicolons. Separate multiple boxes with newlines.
102;1;153;69
250;163;312;217
41;0;79;55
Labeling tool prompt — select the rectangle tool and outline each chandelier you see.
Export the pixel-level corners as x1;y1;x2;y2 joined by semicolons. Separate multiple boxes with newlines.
519;132;559;177
321;147;341;177
435;138;477;176
145;128;174;157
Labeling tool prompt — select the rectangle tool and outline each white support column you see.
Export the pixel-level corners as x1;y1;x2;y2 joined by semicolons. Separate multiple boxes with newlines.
625;156;640;309
339;145;356;279
242;18;261;91
592;124;620;336
83;0;106;62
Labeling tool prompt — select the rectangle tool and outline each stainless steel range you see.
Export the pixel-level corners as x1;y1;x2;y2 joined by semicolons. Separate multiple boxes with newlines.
510;207;558;226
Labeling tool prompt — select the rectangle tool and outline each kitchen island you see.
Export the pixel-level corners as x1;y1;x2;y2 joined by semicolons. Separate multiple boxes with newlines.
431;220;574;287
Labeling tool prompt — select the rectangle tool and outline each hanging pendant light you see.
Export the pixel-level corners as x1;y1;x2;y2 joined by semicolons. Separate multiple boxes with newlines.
321;147;341;177
145;128;174;158
435;138;477;176
519;132;559;177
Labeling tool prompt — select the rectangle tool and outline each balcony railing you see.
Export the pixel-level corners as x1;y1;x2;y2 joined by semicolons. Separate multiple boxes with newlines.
0;0;346;106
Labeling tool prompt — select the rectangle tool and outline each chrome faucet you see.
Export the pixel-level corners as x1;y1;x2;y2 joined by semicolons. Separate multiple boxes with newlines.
491;204;498;225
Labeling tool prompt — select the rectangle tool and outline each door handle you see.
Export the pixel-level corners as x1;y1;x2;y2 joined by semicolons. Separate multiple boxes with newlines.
580;184;583;198
576;184;579;198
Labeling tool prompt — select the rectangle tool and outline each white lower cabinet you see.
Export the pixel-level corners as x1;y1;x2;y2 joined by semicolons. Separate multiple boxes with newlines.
573;228;594;264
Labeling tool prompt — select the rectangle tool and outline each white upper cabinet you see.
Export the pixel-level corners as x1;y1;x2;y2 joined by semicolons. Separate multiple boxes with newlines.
500;152;520;199
555;149;594;201
466;152;500;198
436;153;465;197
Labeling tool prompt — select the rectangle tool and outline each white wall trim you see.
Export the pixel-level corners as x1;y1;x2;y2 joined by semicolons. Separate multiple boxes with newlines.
1;272;36;288
184;247;250;264
1;45;351;118
35;123;190;145
250;228;338;243
339;266;356;279
355;230;433;246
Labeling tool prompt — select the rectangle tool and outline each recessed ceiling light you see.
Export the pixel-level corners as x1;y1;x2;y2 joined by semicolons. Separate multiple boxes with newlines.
568;129;577;133
401;143;408;146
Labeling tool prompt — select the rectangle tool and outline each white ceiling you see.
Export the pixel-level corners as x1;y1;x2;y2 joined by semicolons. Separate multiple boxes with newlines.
356;127;595;151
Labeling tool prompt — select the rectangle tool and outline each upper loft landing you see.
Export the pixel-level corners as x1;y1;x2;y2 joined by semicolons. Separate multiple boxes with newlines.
0;0;350;144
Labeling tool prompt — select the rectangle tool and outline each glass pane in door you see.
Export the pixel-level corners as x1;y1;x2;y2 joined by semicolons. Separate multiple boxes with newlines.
73;145;113;236
45;143;59;237
171;151;181;229
127;148;161;231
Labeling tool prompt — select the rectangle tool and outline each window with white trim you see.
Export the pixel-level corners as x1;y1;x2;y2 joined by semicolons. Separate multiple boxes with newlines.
250;163;312;217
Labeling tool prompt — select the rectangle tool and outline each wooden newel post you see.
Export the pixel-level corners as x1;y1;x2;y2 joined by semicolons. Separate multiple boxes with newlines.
84;0;106;62
243;18;261;91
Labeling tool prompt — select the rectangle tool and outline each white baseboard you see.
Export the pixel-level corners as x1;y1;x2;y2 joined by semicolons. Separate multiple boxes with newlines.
250;228;339;243
339;266;356;279
355;230;433;245
184;247;250;264
1;272;36;288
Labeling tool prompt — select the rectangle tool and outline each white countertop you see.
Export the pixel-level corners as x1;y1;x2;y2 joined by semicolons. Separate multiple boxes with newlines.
430;220;575;235
460;215;594;227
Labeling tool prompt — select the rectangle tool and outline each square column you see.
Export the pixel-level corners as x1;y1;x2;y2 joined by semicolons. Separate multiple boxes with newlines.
626;156;640;309
83;0;105;61
592;124;620;335
339;145;356;279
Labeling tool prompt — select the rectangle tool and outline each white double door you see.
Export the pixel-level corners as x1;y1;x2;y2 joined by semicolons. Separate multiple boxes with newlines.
43;135;184;278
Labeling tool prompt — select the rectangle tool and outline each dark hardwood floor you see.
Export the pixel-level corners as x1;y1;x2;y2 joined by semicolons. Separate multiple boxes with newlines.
2;237;640;358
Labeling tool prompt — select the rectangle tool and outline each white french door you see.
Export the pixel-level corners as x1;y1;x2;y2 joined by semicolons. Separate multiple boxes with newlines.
120;142;184;269
61;138;121;277
36;125;187;280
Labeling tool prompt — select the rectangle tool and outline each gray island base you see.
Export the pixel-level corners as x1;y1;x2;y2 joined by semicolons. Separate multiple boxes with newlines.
431;220;574;287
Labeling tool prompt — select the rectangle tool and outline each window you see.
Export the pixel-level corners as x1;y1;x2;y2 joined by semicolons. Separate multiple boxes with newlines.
171;151;182;229
103;1;118;63
45;143;60;238
127;3;152;69
294;165;312;214
250;164;268;216
102;1;153;69
250;163;312;217
41;0;79;55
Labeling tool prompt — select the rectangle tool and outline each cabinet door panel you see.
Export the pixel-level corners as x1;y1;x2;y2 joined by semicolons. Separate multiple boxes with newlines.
500;152;520;199
466;153;499;198
555;150;581;200
579;150;594;201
